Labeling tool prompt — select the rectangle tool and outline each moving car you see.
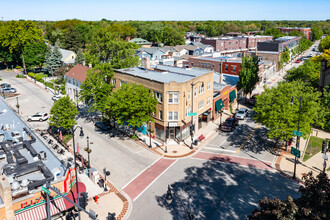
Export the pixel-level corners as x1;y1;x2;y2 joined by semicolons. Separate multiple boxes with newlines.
95;121;111;131
220;117;239;132
52;94;64;101
28;112;49;122
235;108;249;120
2;88;16;93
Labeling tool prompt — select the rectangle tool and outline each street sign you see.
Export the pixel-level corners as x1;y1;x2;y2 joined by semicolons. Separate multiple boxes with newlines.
291;147;301;158
188;112;197;116
42;186;50;195
293;130;302;137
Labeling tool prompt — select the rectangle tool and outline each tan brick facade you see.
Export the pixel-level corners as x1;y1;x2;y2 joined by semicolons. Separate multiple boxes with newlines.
113;69;214;142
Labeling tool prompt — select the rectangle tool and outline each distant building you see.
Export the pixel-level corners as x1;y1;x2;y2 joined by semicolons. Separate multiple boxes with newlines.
136;47;172;65
277;27;312;40
64;64;89;101
257;36;301;52
46;43;76;65
130;38;152;48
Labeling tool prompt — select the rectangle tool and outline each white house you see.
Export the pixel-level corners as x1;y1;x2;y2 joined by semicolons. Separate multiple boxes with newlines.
64;64;89;101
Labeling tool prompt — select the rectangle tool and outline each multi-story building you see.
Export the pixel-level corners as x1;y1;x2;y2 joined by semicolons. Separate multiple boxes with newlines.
277;27;312;40
64;64;89;102
113;63;214;142
0;99;80;219
257;36;301;53
200;35;272;53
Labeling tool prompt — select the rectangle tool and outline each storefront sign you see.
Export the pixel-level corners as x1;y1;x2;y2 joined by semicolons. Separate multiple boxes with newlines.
223;91;228;95
168;122;178;127
20;197;43;209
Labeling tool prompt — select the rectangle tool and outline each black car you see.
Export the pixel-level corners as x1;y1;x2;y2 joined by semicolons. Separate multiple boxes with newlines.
249;95;258;106
95;121;111;131
0;83;11;89
220;117;239;132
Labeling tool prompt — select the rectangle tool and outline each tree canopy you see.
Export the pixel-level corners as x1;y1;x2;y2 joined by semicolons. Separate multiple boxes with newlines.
253;80;324;141
238;55;260;98
45;40;63;75
106;83;158;128
319;36;330;52
49;96;78;131
285;59;320;87
311;26;323;41
23;42;47;68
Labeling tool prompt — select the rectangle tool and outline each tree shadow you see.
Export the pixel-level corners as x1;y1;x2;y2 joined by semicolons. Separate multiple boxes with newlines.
156;157;301;220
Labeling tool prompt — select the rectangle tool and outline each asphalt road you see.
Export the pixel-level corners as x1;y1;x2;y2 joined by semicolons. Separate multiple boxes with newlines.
129;156;301;220
0;70;160;188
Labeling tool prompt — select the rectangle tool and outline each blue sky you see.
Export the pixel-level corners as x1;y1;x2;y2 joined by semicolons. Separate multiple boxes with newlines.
2;0;329;21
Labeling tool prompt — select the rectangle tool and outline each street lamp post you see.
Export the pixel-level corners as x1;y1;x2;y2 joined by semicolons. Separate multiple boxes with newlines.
190;81;204;149
16;97;20;114
71;126;84;220
103;168;110;192
165;185;194;220
291;96;302;179
84;136;92;168
149;120;152;148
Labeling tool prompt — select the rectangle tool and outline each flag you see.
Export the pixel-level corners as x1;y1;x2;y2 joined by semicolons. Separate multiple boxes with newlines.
59;130;63;141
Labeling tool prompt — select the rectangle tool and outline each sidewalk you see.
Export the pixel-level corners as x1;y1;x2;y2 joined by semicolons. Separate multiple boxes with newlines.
276;129;330;182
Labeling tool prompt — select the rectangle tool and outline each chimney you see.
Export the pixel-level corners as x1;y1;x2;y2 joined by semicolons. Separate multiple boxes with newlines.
219;73;224;84
142;57;150;70
88;63;92;68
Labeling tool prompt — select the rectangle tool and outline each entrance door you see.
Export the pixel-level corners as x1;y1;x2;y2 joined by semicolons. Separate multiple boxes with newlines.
169;127;175;139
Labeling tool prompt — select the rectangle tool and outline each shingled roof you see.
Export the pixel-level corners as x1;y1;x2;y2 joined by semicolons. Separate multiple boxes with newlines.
65;64;89;82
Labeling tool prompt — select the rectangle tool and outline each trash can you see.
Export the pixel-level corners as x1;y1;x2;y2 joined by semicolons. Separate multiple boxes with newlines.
194;139;199;146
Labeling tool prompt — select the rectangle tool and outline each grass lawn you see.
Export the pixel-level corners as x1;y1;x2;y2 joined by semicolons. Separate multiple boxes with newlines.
63;134;72;144
35;73;47;78
303;136;325;162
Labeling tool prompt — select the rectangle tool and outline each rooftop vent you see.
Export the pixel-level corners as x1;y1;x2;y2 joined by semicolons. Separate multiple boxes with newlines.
11;181;20;190
21;179;29;187
38;151;47;161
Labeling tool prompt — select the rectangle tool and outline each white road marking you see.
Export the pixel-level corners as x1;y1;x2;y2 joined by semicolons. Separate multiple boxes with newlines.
203;147;236;153
133;159;178;202
121;157;161;189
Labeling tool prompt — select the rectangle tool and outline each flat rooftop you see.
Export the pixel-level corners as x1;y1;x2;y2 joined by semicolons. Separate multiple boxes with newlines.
115;65;212;83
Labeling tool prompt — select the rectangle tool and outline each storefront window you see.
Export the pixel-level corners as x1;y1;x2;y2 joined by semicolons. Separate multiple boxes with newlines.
155;127;165;141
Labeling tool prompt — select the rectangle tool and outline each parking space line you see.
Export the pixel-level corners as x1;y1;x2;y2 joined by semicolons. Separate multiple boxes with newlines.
235;123;260;154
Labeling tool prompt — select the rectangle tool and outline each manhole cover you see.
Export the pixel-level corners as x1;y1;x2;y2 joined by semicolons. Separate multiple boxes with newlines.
172;150;177;154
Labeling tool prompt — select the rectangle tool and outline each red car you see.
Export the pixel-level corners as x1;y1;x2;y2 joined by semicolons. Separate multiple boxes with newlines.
295;59;301;63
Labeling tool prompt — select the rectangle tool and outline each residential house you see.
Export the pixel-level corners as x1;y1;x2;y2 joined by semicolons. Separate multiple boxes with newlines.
64;64;89;102
130;38;152;48
113;64;214;143
188;42;214;53
60;48;76;65
136;47;171;64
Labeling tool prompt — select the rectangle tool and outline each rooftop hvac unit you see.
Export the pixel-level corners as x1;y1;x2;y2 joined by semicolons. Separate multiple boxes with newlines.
51;167;61;180
21;179;30;187
11;181;20;190
38;151;47;161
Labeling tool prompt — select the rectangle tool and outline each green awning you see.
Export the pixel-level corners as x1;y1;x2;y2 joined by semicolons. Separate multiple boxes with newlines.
215;98;224;111
229;90;237;102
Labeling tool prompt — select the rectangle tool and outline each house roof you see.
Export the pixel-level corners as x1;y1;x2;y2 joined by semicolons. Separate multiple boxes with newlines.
170;45;200;52
65;64;89;82
130;38;152;45
137;47;170;55
60;48;75;63
213;72;239;91
189;42;213;50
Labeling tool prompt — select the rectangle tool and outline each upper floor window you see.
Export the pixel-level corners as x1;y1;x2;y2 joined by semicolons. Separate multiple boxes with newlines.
186;107;192;118
207;82;211;91
198;100;204;109
188;91;191;101
225;65;228;71
233;66;236;72
112;79;116;86
168;93;179;104
207;97;211;105
199;84;205;95
154;91;163;103
159;110;163;120
194;88;197;97
168;111;179;121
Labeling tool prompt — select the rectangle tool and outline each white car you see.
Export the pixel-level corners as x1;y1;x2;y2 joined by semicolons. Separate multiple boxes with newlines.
52;95;64;101
235;108;249;120
28;112;49;122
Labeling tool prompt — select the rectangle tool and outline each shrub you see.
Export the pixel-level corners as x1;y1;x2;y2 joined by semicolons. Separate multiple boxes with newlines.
16;74;26;78
16;66;22;69
28;72;35;78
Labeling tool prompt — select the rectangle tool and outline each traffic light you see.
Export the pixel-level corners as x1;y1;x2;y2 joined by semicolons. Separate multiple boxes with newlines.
322;140;326;153
189;124;194;136
166;128;169;139
79;192;88;209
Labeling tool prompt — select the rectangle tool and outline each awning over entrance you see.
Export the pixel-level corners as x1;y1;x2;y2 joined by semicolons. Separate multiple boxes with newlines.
64;182;87;209
229;90;236;102
14;197;66;220
215;98;224;111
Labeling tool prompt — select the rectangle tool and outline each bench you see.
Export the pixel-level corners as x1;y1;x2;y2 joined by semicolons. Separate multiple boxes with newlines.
198;134;205;142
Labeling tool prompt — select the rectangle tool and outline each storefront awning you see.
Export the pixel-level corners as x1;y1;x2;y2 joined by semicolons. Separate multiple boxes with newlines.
215;99;224;111
229;90;236;102
14;197;67;220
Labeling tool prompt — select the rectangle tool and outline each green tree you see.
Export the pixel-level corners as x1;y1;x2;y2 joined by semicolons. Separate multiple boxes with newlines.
107;83;157;130
162;26;185;46
288;30;304;37
86;27;139;68
23;42;47;68
319;36;330;52
264;27;283;39
45;40;63;75
80;63;114;115
238;55;260;100
281;46;290;64
74;49;85;65
323;86;330;131
311;26;323;41
0;20;44;74
253;81;324;142
63;28;84;52
249;172;330;219
285;59;320;87
49;96;78;131
298;37;313;53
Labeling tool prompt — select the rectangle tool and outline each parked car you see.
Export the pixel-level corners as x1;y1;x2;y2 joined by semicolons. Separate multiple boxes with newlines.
52;94;64;101
28;112;49;122
295;59;301;63
0;83;11;89
235;108;249;120
95;121;111;131
2;88;16;93
220;117;239;132
249;94;258;105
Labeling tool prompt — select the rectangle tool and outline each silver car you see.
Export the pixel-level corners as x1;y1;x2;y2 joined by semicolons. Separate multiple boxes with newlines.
236;108;249;120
